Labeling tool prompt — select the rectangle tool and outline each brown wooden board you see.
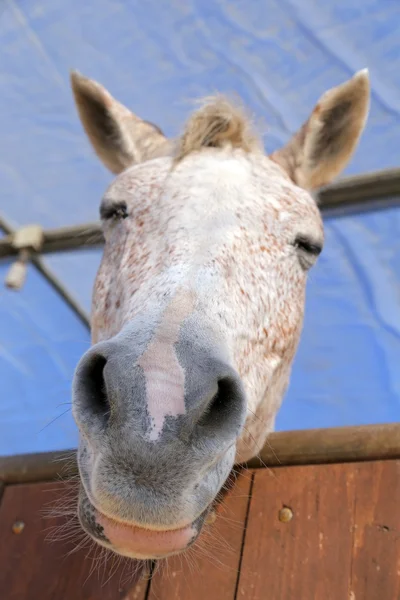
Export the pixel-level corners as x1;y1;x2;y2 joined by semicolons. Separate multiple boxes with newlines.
147;471;252;600
1;461;399;600
237;463;356;600
0;481;148;600
237;461;400;600
350;461;400;600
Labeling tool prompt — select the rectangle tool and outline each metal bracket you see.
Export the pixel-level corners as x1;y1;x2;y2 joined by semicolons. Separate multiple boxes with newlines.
5;225;44;290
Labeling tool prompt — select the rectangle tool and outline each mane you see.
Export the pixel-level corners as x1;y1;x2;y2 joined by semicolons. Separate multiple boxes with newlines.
175;95;263;162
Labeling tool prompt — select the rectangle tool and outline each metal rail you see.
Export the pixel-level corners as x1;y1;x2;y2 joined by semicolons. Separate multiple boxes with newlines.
0;167;399;330
1;423;399;484
0;216;90;328
1;168;399;260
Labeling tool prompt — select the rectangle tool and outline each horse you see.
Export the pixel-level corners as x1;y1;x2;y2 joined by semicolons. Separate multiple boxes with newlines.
70;68;369;559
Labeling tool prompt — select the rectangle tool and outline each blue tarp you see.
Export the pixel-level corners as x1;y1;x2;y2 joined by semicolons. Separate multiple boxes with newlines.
1;0;399;456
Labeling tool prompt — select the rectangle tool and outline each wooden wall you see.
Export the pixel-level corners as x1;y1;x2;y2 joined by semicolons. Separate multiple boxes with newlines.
1;459;399;600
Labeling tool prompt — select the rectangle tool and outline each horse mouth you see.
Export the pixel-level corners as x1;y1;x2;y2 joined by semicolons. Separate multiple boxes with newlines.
76;467;240;559
78;488;210;560
96;509;207;559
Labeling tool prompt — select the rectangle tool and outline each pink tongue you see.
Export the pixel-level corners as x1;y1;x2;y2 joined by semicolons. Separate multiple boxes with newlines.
96;511;196;558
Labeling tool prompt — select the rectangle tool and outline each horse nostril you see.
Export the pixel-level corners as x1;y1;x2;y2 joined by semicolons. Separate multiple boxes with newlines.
208;380;231;419
78;354;110;424
198;376;245;433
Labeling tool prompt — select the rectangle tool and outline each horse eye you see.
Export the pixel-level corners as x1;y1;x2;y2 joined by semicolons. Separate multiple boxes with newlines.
100;201;128;221
294;235;323;256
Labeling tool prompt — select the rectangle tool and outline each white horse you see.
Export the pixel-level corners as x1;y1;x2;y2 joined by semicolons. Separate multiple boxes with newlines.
70;69;369;559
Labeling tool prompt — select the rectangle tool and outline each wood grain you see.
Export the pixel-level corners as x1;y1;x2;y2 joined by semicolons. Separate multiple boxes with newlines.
148;471;252;600
0;481;148;600
237;464;357;600
1;461;399;599
350;461;400;600
237;461;400;600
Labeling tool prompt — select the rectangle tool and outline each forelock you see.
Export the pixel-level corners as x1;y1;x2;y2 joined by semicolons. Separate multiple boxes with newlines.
175;96;263;163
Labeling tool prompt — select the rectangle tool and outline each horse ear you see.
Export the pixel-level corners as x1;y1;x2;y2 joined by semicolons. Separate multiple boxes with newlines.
271;70;370;190
70;71;170;174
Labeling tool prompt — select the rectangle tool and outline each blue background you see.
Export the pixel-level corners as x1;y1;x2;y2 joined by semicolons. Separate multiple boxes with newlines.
1;0;399;456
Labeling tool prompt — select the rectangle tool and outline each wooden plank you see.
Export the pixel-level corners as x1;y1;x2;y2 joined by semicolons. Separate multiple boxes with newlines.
1;462;399;599
148;471;253;600
247;423;400;468
0;481;148;600
350;461;400;600
237;464;357;600
2;424;400;484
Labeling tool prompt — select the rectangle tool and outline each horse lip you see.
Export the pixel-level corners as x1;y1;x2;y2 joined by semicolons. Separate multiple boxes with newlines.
80;482;212;534
94;505;210;559
95;505;202;534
